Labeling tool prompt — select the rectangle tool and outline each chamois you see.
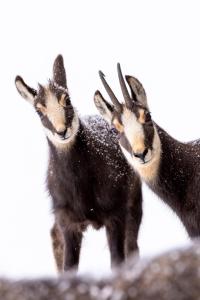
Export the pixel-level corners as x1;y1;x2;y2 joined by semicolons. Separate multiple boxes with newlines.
94;64;200;238
15;56;142;272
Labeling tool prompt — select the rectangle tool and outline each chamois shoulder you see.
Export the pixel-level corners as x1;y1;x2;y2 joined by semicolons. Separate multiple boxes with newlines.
80;115;135;181
82;115;119;146
81;115;124;156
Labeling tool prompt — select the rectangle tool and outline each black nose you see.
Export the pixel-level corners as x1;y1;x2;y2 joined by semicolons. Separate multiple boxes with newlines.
57;129;67;138
133;148;148;162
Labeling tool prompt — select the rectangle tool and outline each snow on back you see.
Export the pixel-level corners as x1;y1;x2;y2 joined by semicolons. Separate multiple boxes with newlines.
82;115;133;182
82;115;119;151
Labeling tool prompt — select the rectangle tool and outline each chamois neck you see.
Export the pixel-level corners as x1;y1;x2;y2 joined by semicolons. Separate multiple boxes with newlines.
156;124;192;181
147;124;194;212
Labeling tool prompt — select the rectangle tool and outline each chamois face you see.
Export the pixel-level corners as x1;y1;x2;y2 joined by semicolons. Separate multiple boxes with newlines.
34;82;78;145
118;103;155;164
15;55;79;148
94;64;161;169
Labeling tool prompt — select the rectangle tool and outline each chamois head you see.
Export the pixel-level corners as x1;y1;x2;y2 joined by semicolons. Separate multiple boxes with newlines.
94;64;161;168
15;55;79;148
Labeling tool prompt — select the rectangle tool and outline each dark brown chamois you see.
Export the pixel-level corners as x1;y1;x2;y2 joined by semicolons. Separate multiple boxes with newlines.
94;64;200;238
15;56;142;273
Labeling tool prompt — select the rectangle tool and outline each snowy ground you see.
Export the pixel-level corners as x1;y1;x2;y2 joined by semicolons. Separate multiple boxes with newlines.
0;0;199;279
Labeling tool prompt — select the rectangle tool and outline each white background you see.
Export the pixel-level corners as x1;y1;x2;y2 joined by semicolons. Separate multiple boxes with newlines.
0;0;199;279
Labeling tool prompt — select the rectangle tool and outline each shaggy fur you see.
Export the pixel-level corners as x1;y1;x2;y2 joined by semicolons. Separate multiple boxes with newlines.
48;115;142;272
95;65;200;238
15;56;142;272
149;127;200;237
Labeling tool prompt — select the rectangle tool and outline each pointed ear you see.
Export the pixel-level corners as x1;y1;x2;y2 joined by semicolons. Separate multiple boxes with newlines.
53;54;67;88
94;91;114;124
15;76;37;105
125;75;148;109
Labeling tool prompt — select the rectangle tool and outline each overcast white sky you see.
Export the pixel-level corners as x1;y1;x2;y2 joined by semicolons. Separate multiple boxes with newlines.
0;0;199;279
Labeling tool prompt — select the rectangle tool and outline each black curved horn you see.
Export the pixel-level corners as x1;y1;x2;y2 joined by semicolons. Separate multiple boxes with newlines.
117;63;132;109
99;71;122;112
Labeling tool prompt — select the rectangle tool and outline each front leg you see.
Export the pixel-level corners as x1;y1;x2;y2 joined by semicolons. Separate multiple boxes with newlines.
125;212;140;258
125;184;142;258
55;210;83;272
106;219;125;268
50;222;64;273
62;229;83;272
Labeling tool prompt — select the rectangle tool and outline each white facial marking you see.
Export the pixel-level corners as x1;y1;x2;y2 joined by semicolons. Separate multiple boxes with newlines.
120;125;161;182
45;91;66;132
122;108;145;154
45;110;79;150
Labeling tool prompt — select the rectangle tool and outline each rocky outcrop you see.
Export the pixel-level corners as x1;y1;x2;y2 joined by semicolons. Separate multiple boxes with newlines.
0;241;199;300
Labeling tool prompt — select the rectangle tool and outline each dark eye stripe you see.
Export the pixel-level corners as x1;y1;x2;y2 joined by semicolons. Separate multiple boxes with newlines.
143;123;154;149
145;112;152;123
41;115;56;132
119;133;133;155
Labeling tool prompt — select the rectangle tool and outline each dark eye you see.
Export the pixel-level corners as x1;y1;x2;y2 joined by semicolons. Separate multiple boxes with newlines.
36;109;43;117
35;103;47;118
36;108;45;120
145;112;152;123
60;95;70;108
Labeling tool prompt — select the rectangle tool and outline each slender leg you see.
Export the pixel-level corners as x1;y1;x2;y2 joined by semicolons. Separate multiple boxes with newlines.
125;182;143;258
106;219;125;268
125;212;140;257
55;210;83;272
50;223;64;273
63;229;83;272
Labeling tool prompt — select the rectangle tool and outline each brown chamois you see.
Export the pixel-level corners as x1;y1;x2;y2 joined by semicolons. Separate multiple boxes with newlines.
0;241;199;299
15;56;142;273
94;64;200;238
